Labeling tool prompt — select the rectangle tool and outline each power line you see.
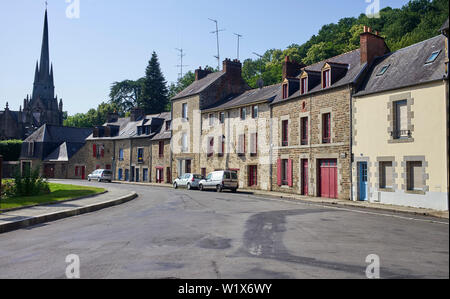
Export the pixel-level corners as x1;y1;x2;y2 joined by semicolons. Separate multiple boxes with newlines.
234;33;243;60
209;18;225;71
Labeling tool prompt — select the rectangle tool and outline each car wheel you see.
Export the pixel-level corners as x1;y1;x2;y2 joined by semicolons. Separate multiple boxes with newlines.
98;178;101;182
187;183;192;190
217;185;223;193
231;188;237;193
199;184;204;191
173;182;178;189
88;178;91;182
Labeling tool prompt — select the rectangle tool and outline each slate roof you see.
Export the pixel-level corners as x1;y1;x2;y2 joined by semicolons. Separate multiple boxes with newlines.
355;35;447;97
87;112;172;141
272;49;367;105
171;71;225;101
202;83;282;112
44;142;86;162
24;124;93;143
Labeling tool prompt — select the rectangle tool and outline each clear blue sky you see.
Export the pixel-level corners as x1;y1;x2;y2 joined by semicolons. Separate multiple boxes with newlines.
0;0;410;115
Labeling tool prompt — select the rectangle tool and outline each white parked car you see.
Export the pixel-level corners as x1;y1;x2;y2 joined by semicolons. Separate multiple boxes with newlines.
88;169;112;183
173;173;204;190
198;170;239;192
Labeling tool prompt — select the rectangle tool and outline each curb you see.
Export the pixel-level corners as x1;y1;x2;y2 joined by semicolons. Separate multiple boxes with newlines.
0;191;138;234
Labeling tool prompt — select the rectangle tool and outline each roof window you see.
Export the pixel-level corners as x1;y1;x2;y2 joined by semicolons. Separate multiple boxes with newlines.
425;50;441;64
376;64;390;76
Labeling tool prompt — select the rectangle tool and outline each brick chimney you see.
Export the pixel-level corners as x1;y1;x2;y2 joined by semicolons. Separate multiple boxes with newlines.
130;107;144;122
282;56;305;80
360;26;390;65
107;110;119;123
195;67;212;81
223;59;242;79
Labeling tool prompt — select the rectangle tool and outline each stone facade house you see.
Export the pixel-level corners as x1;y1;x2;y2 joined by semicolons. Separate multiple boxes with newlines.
171;59;249;179
269;28;389;200
19;124;93;178
351;29;449;210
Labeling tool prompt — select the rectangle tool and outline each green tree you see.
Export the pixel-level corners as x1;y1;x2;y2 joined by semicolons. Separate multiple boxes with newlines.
139;52;169;114
109;78;145;113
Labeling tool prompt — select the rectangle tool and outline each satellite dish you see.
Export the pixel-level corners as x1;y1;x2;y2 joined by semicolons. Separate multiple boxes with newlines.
257;78;264;89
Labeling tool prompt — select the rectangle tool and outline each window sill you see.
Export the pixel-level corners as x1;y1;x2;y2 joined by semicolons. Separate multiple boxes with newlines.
379;188;395;193
388;138;414;144
405;190;426;195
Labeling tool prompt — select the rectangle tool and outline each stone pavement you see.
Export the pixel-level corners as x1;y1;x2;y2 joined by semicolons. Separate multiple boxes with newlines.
113;180;448;219
0;186;137;234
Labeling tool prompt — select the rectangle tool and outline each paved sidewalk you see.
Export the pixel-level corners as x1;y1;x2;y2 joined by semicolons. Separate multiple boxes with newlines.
0;186;137;234
113;180;448;219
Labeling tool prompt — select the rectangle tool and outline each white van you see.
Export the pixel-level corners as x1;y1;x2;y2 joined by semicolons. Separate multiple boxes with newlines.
198;170;239;192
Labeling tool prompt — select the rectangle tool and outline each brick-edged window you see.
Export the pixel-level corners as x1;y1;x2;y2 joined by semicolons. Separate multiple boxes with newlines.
300;117;308;145
250;133;258;156
209;113;215;126
240;107;247;120
282;84;288;99
406;161;424;191
137;148;144;163
181;133;188;153
322;113;331;144
379;161;394;189
93;144;104;158
119;148;124;161
159;141;164;157
322;69;331;88
393;100;409;139
237;134;246;156
277;159;293;187
207;137;214;157
281;120;289;147
182;103;188;120
252;105;258;118
301;77;308;94
218;136;225;157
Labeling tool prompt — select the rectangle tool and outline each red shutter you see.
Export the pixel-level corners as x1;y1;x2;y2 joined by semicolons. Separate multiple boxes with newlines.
93;144;97;157
277;159;282;186
288;159;293;187
101;146;105;157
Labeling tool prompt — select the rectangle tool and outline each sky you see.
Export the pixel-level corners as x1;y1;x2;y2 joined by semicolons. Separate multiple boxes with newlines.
0;0;411;115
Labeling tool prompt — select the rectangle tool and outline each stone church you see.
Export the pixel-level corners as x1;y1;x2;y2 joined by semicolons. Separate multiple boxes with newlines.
0;9;63;140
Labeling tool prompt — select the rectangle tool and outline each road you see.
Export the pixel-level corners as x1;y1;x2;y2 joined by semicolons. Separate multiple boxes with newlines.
0;180;448;279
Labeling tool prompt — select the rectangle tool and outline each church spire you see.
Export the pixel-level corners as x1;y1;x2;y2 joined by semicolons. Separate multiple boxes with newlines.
39;8;50;82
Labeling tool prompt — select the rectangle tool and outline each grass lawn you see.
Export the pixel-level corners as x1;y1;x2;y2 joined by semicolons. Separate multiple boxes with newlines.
0;182;106;211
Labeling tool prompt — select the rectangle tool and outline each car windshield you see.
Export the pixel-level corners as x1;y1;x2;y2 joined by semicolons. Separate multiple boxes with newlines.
103;171;112;175
231;172;238;180
194;175;203;179
206;174;212;180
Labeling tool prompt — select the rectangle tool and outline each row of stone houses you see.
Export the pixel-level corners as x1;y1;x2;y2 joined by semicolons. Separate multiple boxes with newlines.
18;21;449;211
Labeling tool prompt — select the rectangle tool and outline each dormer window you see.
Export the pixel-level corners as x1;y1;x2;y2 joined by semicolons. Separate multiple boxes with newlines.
377;64;390;76
137;126;143;136
322;69;331;88
425;50;441;64
165;121;171;131
301;77;308;95
145;126;150;135
282;83;288;99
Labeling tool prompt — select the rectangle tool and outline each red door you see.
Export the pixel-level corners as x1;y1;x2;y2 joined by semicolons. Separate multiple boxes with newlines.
44;164;55;178
81;166;86;180
319;159;338;199
301;159;308;196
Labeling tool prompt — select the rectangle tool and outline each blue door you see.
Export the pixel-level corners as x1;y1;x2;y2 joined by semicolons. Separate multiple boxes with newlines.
358;162;368;201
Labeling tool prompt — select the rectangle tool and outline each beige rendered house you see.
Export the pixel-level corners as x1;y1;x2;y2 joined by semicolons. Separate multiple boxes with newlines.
352;30;449;210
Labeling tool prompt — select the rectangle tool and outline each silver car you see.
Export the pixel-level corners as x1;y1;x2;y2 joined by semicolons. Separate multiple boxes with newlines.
173;173;204;190
198;170;239;192
88;169;112;183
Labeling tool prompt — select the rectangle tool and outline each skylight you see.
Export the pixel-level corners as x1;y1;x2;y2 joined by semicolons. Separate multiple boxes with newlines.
425;50;441;64
377;64;390;76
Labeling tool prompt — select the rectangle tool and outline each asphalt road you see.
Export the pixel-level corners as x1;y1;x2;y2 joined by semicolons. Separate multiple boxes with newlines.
0;180;448;279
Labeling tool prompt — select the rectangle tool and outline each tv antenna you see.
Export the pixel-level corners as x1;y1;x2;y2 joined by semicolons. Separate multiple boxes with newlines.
209;18;225;71
175;48;188;80
234;33;243;60
252;52;264;88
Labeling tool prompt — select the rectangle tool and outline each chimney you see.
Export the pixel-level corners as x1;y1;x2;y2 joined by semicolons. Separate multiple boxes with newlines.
282;56;305;80
223;59;242;79
360;27;390;65
195;67;212;81
107;110;119;123
130;107;144;122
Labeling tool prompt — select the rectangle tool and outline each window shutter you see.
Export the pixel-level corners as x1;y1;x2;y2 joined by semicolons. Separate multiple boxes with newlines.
250;133;257;155
277;159;282;186
288;159;293;187
101;146;105;157
93;144;97;157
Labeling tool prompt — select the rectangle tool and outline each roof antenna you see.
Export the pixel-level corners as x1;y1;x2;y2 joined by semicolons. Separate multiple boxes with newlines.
253;52;264;88
233;33;243;60
175;48;189;80
209;18;225;71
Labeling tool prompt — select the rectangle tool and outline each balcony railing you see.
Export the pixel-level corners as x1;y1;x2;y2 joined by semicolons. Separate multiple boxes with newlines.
391;129;411;139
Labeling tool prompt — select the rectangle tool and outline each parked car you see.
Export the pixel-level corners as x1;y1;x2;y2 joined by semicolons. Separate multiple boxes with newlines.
173;173;204;190
198;170;239;192
88;169;112;183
